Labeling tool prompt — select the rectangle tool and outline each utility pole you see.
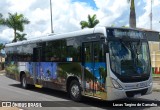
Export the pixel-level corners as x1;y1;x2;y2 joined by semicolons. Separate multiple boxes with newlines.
150;0;153;30
50;0;54;33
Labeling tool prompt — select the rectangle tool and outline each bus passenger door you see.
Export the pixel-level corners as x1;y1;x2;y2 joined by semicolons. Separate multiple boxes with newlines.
33;47;42;87
82;42;107;99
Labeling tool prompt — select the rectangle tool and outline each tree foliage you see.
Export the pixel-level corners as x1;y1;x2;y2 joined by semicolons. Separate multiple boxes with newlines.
3;13;30;42
14;32;27;42
0;13;5;24
0;43;4;50
80;14;99;29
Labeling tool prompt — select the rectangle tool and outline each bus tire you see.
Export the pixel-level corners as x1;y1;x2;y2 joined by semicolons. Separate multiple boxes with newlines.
21;74;28;89
69;80;82;101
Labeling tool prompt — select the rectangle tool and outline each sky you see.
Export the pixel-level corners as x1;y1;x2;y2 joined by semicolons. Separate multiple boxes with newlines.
0;0;160;43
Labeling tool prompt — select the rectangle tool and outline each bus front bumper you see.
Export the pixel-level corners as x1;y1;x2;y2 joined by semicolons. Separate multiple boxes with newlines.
107;84;152;100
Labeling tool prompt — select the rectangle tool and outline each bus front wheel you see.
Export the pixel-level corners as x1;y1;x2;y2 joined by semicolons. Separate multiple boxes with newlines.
69;80;82;101
21;74;28;89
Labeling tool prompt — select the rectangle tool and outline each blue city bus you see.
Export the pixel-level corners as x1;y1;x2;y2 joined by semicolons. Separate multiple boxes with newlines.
4;27;152;101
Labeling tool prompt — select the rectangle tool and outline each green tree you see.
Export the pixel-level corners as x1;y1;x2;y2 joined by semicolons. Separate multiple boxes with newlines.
0;43;5;63
80;14;99;29
122;25;128;28
0;43;4;51
3;13;30;42
111;24;115;27
15;32;27;42
128;0;136;28
0;13;5;24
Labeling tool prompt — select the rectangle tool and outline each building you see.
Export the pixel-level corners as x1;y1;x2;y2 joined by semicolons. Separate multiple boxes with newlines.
141;29;160;74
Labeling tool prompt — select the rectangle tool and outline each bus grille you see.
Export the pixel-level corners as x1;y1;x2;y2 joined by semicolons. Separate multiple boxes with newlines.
126;88;148;97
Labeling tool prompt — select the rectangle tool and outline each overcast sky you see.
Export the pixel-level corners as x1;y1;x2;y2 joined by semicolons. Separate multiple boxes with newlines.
0;0;160;43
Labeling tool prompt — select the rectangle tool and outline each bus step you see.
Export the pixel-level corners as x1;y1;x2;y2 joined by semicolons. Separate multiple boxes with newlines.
35;84;43;88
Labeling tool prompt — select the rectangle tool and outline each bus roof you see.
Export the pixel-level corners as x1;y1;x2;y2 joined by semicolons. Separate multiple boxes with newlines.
5;26;144;47
5;27;107;47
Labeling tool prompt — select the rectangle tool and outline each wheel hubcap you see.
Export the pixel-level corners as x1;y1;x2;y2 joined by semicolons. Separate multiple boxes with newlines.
71;84;79;98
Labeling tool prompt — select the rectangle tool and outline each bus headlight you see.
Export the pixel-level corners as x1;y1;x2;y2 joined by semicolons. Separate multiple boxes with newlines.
111;78;123;90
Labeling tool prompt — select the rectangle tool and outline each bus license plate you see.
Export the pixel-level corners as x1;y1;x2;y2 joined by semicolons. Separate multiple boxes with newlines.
134;94;141;98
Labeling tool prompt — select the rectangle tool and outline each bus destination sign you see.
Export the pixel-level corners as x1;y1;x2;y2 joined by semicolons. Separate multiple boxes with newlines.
107;29;144;39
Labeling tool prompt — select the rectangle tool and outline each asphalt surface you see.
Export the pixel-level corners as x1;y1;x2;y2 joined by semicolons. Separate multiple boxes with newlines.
0;74;160;110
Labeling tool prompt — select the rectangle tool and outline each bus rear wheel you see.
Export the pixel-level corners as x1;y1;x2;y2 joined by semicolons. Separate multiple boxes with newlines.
69;80;82;101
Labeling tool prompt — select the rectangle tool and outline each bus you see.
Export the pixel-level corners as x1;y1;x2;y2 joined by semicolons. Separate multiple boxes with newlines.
4;27;152;101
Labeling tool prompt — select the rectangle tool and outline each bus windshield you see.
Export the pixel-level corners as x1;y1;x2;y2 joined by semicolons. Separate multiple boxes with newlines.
109;40;150;77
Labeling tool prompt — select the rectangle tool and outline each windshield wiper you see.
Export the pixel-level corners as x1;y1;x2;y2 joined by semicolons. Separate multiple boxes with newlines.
136;39;142;55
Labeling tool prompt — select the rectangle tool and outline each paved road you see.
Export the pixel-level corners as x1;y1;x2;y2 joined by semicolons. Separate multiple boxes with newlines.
0;75;160;110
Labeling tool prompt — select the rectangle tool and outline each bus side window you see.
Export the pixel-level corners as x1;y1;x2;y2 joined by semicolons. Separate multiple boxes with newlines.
93;42;105;62
33;48;42;62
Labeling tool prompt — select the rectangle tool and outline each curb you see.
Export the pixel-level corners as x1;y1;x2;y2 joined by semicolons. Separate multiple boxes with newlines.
153;88;160;92
0;73;5;75
153;77;160;81
0;70;5;75
153;76;160;78
153;83;160;92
